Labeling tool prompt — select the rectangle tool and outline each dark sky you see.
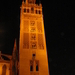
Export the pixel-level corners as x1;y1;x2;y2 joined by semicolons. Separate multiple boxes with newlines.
0;0;74;75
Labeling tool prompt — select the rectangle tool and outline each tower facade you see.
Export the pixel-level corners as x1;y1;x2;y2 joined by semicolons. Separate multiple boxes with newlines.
20;0;49;75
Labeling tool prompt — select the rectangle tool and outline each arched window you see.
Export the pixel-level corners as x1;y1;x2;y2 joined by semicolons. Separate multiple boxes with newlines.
30;60;33;71
27;9;29;13
24;8;26;13
36;61;39;71
31;7;34;13
36;10;38;14
39;10;41;14
2;64;7;75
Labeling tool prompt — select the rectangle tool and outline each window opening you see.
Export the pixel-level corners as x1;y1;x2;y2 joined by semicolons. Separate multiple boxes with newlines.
36;64;39;71
30;65;33;71
24;8;26;12
30;61;33;71
36;61;39;71
39;10;41;14
31;7;34;13
36;10;38;14
27;9;29;13
33;54;35;57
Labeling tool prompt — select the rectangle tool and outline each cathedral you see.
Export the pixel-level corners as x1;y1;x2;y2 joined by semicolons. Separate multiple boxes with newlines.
0;0;49;75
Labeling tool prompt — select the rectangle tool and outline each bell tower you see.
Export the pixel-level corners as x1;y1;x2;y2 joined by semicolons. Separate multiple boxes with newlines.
20;0;49;75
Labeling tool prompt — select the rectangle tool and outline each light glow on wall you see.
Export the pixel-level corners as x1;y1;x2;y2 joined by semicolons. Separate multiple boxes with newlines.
0;65;2;75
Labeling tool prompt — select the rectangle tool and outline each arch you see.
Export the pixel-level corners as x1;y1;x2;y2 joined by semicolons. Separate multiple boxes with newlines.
2;64;7;75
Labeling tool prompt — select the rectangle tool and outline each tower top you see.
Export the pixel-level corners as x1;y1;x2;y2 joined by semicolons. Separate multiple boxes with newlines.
25;0;36;4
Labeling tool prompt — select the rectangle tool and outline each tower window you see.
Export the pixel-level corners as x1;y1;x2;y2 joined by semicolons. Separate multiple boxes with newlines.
36;64;39;71
36;10;38;14
36;61;39;71
30;60;33;71
27;9;29;13
24;8;26;12
39;10;41;14
33;54;35;57
30;65;33;71
31;7;34;13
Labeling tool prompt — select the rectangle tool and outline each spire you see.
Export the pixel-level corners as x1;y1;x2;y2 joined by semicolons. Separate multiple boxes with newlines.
12;39;18;75
14;39;17;51
12;39;18;60
0;51;1;59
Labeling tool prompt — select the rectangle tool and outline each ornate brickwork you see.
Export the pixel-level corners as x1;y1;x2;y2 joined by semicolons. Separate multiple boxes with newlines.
30;33;36;40
30;41;37;49
23;33;29;49
37;22;42;33
38;34;44;49
23;20;29;32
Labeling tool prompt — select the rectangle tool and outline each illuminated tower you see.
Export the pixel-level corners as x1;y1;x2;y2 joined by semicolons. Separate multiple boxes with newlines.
20;0;49;75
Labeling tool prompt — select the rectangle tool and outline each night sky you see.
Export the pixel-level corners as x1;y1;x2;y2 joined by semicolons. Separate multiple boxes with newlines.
0;0;74;75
